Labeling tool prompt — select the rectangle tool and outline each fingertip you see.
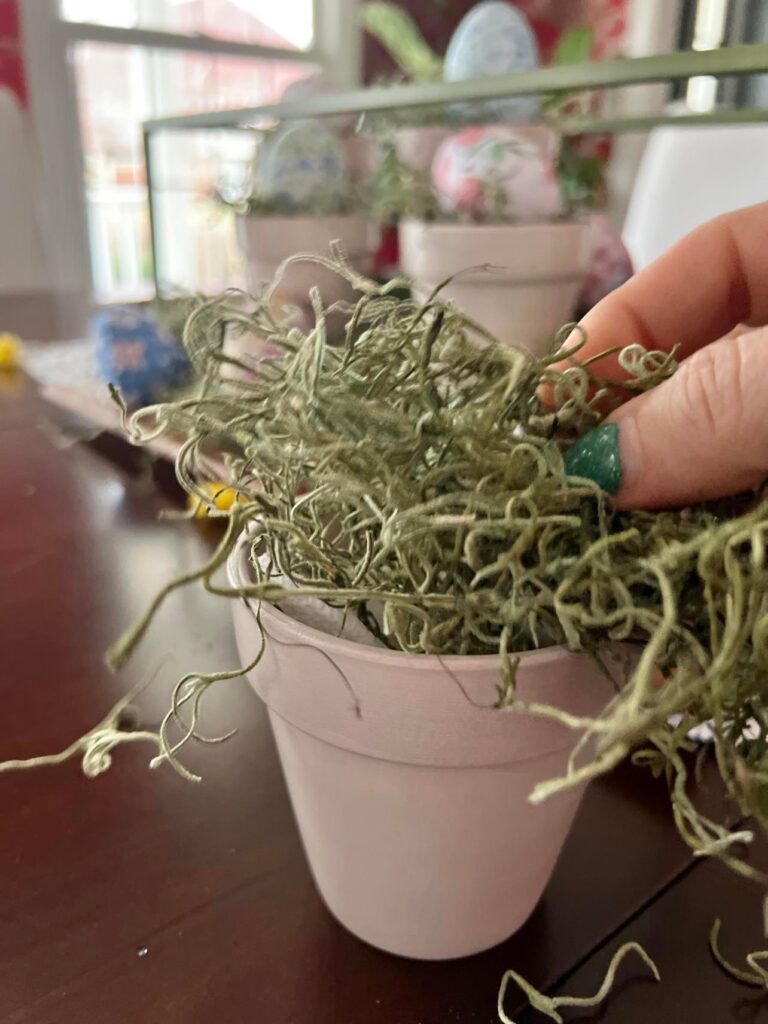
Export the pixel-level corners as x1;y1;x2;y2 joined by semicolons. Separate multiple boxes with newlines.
538;326;589;409
549;326;585;374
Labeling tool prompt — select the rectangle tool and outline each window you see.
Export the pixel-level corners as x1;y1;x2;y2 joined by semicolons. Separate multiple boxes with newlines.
55;0;320;301
18;0;365;310
60;0;316;51
685;0;729;112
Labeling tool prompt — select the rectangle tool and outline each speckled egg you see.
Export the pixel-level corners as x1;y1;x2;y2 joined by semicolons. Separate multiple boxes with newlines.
577;212;634;312
431;126;562;221
255;120;347;209
444;1;540;123
94;307;189;407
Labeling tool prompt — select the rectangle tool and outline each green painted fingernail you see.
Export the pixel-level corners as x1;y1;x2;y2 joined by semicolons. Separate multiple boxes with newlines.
564;423;622;494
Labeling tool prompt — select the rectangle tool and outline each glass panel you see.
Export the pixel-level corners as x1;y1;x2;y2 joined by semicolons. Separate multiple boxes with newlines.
152;130;257;294
60;0;315;51
72;41;315;300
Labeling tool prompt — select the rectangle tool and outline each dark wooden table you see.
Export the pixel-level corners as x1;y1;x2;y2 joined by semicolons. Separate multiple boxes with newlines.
1;375;766;1024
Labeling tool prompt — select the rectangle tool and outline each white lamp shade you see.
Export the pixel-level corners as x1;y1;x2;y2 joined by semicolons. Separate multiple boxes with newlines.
623;124;768;271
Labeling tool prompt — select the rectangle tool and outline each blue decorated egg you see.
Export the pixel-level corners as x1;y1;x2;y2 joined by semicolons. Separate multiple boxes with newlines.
254;120;347;209
94;307;189;407
432;126;562;221
444;1;540;123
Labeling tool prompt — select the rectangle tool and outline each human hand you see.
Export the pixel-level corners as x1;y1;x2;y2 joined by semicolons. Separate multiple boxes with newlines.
559;202;768;509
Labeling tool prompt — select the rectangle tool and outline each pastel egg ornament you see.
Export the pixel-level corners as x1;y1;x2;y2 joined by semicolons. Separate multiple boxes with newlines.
431;126;563;221
444;1;541;124
255;120;348;211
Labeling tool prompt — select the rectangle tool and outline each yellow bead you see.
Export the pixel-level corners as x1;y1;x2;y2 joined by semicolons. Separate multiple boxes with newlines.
187;481;242;518
210;484;240;512
0;333;22;371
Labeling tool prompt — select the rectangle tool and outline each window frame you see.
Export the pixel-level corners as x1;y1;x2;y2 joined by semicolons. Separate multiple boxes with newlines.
21;0;360;307
59;14;323;63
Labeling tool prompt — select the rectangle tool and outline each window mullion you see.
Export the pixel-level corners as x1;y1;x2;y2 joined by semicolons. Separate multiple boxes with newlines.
60;20;316;63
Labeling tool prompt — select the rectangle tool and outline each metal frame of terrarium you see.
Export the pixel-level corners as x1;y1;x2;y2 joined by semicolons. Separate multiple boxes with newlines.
142;41;768;294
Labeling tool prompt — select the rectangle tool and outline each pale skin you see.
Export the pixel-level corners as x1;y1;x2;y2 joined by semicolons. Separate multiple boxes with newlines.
555;201;768;509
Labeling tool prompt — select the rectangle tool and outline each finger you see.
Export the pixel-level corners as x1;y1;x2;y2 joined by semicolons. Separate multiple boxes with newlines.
554;202;768;384
564;327;768;509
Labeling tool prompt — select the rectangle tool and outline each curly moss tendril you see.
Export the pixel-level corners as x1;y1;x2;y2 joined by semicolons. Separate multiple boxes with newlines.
6;250;768;1018
497;942;660;1023
6;254;768;1005
710;918;768;988
94;254;768;880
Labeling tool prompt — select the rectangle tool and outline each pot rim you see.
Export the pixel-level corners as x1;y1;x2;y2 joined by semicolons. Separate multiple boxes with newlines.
227;535;589;672
400;217;586;233
239;212;368;226
394;124;452;136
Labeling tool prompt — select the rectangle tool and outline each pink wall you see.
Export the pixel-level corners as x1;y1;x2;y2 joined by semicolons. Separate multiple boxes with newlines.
0;0;26;105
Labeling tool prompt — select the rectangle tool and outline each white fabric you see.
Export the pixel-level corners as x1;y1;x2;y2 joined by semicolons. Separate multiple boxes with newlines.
623;124;768;270
255;553;384;648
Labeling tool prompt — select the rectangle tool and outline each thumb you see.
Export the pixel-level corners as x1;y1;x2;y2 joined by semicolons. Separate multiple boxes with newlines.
564;328;768;509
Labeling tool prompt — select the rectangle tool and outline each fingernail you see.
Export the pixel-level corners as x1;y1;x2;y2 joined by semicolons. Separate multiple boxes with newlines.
564;423;622;494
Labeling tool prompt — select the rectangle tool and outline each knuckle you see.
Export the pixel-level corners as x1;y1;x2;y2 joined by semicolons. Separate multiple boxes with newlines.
672;340;746;438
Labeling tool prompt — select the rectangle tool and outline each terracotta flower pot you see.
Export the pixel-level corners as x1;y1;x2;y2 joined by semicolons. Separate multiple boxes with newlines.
342;134;377;186
399;219;590;357
228;543;616;960
237;215;372;329
394;126;452;174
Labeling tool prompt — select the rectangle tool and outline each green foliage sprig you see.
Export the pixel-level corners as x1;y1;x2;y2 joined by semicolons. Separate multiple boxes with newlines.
367;139;439;222
216;185;362;219
361;2;443;82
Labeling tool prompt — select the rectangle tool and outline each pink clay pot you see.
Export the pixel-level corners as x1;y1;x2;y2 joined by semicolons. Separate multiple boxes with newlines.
237;215;372;329
399;219;590;357
227;543;617;960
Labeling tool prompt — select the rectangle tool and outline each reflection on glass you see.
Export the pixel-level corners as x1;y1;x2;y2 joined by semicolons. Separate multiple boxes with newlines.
72;41;314;300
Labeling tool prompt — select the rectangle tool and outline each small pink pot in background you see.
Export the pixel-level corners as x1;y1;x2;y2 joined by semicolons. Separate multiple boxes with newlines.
399;219;590;357
228;544;617;960
237;214;373;331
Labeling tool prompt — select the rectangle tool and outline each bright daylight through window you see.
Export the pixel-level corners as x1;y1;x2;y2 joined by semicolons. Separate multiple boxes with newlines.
59;0;316;300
